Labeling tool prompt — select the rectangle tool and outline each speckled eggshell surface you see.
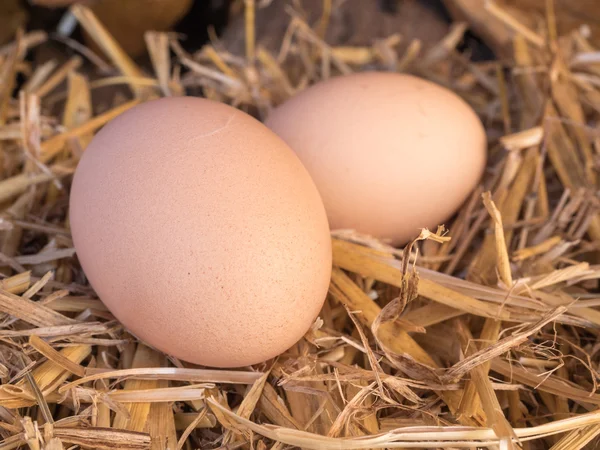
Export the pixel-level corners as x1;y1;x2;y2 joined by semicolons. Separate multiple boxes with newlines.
265;71;487;246
69;97;332;368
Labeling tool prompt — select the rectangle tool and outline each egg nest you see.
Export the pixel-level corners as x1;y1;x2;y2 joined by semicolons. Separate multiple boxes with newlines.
1;2;600;450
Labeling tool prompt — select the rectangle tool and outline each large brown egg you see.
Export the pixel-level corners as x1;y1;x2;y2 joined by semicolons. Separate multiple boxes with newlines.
265;72;487;245
69;97;332;368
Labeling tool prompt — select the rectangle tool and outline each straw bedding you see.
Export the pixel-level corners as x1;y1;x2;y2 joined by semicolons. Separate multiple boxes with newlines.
1;1;600;448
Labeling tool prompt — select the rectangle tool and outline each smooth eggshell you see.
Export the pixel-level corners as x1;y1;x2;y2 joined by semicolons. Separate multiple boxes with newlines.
70;97;332;368
265;72;487;245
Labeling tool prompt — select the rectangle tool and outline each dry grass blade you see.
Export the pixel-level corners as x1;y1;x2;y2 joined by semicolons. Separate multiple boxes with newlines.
145;32;178;98
491;359;600;405
14;248;74;266
482;191;513;287
244;0;255;63
208;391;242;434
52;427;151;450
105;384;209;403
207;398;600;449
329;268;484;424
61;70;93;155
24;372;53;426
112;345;163;432
40;99;140;163
484;0;544;47
469;147;537;285
223;370;269;445
456;320;518;448
0;271;31;294
42;296;105;312
175;408;208;450
70;5;151;98
59;367;262;392
332;239;509;319
327;380;376;438
500;126;543;151
174;411;216;430
145;382;177;450
32;56;82;99
257;383;301;430
0;171;62;205
28;335;85;377
0;322;112;338
0;288;74;327
330;268;434;368
549;424;600;450
22;271;52;299
513;235;562;261
0;345;91;408
443;307;566;381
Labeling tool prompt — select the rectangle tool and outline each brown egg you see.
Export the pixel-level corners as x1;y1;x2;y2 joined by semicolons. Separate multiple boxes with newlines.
86;0;192;58
265;72;487;246
70;97;332;368
31;0;88;6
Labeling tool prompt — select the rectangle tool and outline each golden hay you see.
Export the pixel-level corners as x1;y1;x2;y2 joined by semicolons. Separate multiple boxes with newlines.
1;1;600;449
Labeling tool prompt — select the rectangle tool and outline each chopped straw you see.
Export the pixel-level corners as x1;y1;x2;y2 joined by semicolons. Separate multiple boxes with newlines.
1;1;600;449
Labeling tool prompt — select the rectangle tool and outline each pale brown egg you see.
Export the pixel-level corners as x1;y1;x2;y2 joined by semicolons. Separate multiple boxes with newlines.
70;97;332;368
265;72;487;246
